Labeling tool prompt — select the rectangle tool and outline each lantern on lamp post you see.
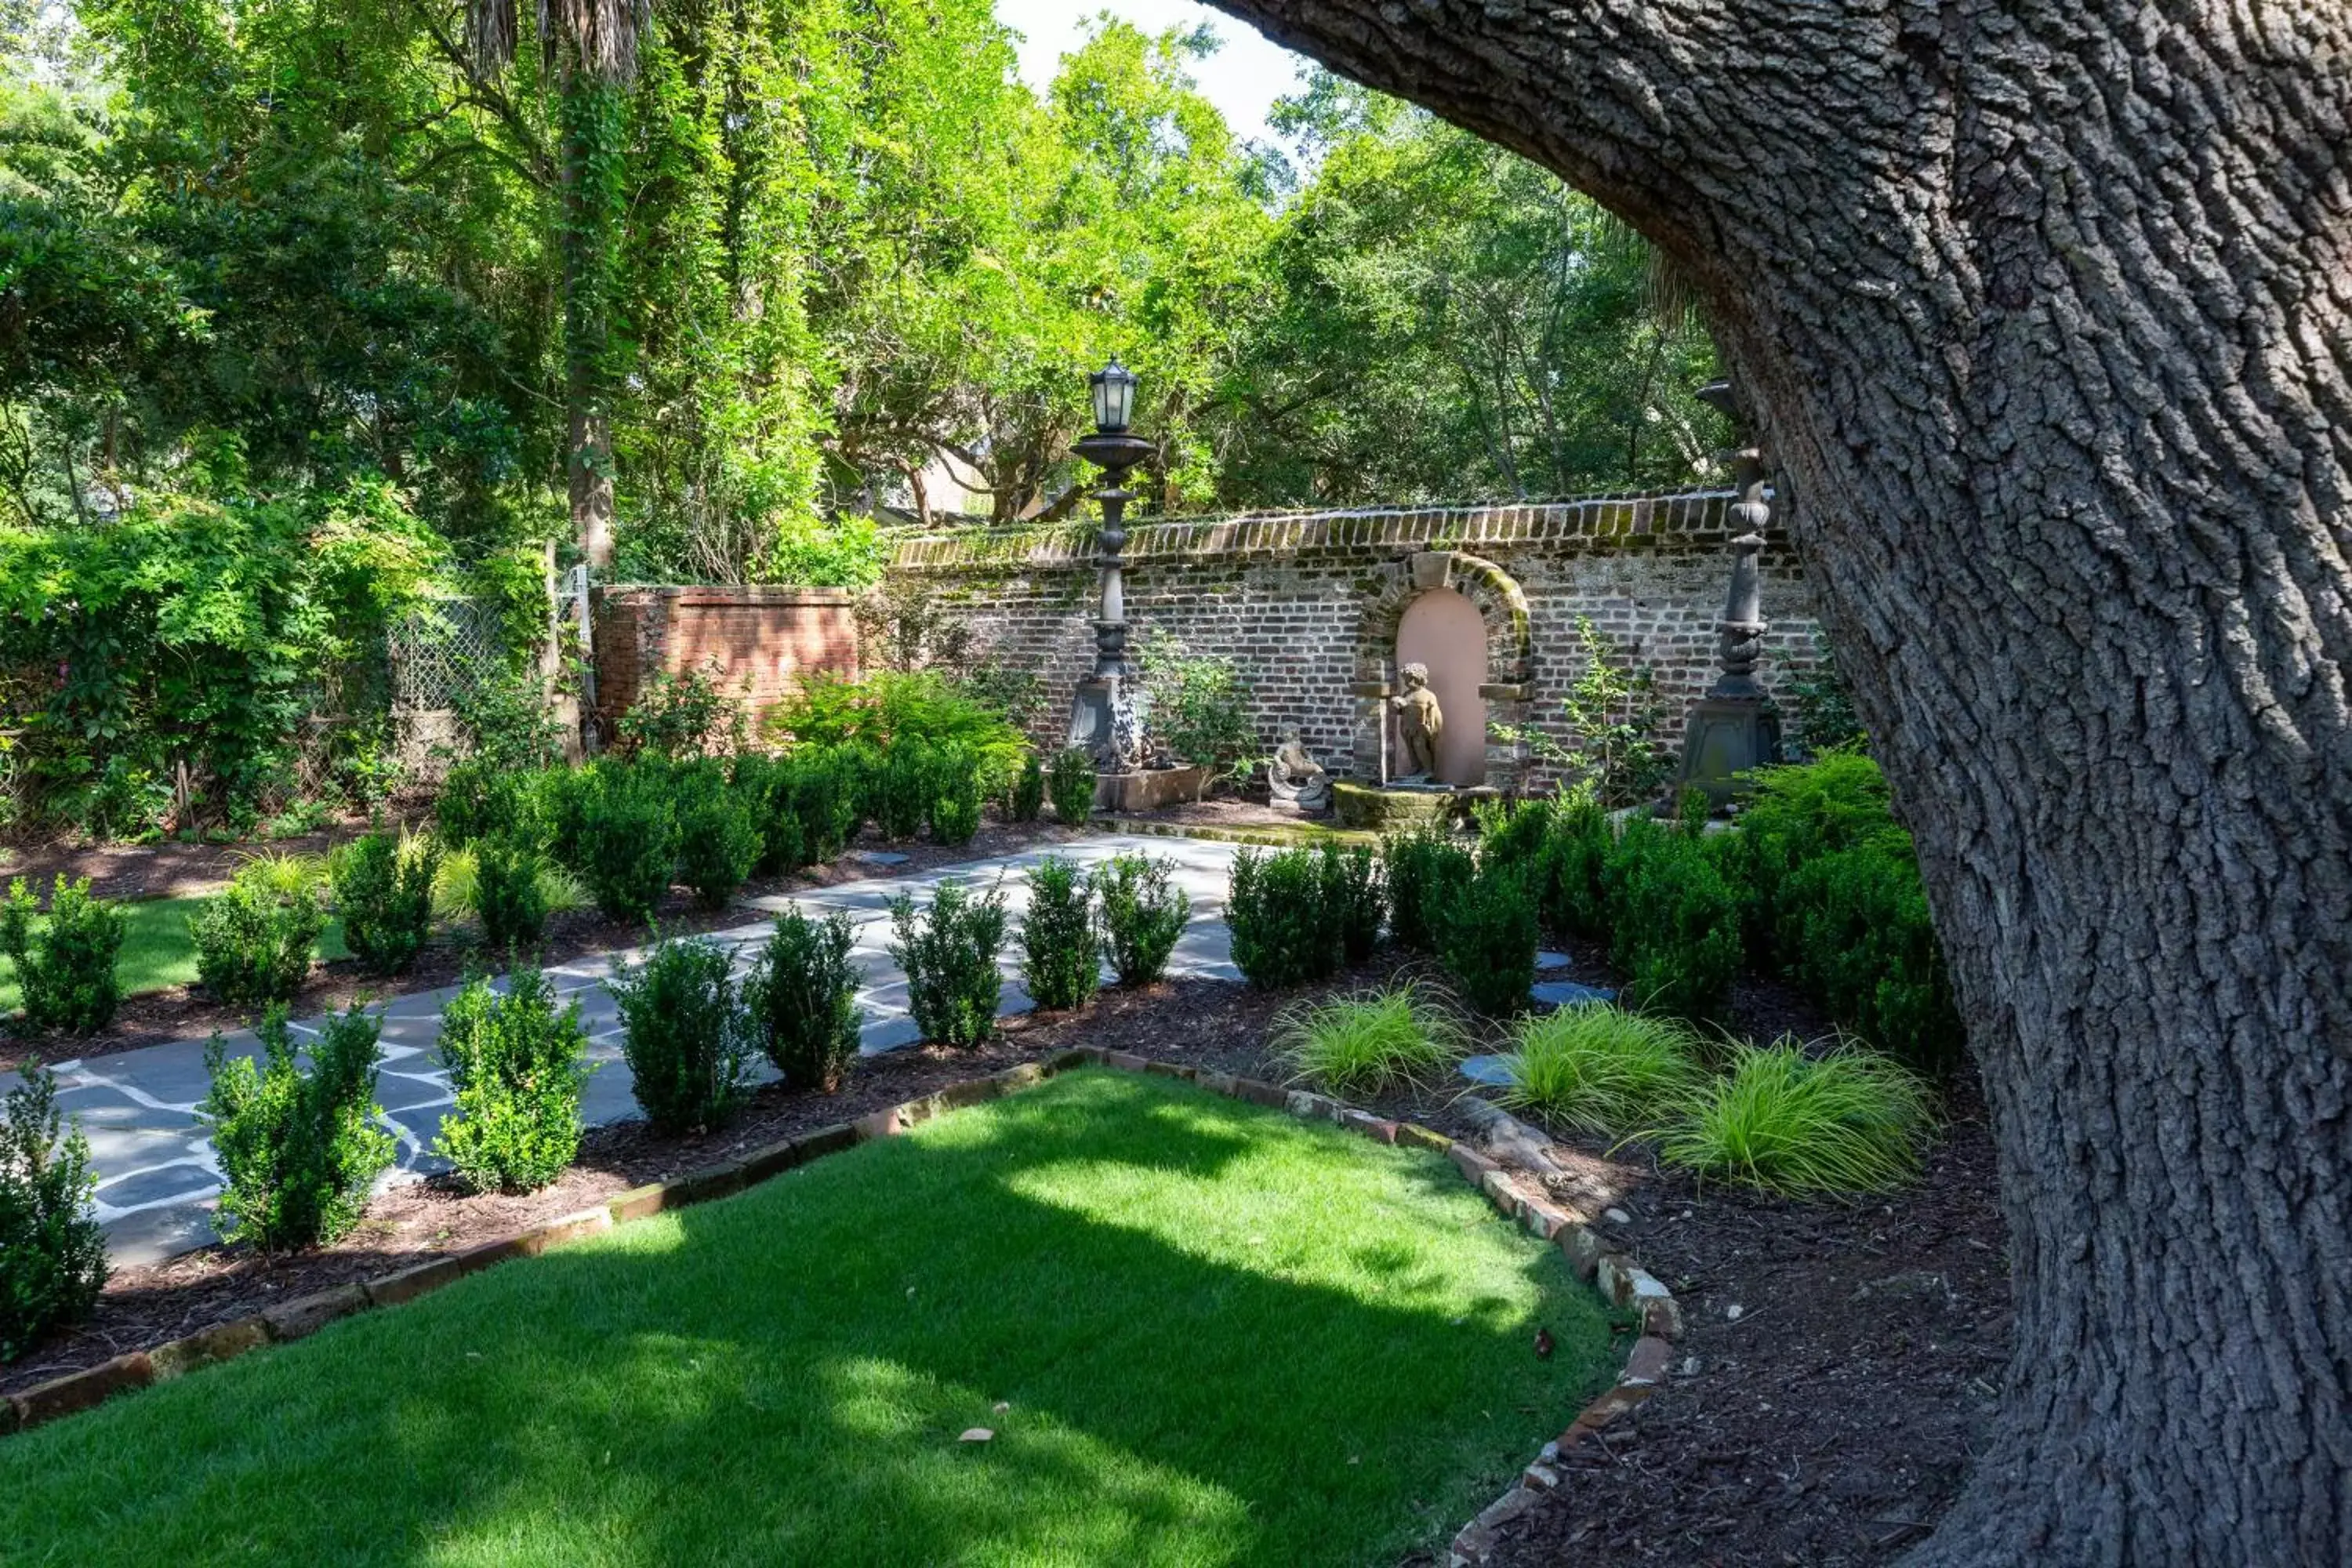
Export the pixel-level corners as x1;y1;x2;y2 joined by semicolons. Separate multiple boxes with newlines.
1066;357;1155;773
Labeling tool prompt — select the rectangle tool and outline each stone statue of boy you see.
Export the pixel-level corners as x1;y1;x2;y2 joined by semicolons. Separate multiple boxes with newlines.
1389;662;1444;782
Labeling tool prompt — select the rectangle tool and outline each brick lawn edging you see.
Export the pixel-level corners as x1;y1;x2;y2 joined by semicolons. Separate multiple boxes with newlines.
0;1050;1683;1566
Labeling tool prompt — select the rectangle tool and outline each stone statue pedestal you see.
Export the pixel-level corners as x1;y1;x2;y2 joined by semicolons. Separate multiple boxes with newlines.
1678;693;1783;810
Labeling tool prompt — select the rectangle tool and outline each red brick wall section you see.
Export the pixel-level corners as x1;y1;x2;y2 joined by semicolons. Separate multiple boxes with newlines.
593;586;859;732
881;492;1833;780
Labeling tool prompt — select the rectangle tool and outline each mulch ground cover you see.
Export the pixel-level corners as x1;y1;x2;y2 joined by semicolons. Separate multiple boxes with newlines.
3;822;2010;1566
0;818;1094;1072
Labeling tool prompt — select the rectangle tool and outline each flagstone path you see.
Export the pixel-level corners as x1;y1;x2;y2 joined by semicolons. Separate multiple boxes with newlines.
56;837;1244;1269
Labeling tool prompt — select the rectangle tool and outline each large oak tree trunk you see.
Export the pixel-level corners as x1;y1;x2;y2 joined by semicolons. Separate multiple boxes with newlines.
1203;1;2352;1559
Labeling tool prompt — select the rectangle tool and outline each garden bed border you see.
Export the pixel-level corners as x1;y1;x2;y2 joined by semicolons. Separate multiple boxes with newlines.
0;1049;1681;1565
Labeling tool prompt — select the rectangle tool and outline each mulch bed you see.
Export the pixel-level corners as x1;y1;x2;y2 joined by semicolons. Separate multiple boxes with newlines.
0;818;1094;1072
4;838;2011;1566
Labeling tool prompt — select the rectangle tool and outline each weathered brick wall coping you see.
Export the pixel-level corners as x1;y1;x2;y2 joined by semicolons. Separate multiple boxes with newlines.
0;1051;1683;1568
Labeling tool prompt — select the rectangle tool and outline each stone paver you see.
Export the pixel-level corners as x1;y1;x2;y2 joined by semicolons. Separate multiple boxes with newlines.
60;836;1242;1268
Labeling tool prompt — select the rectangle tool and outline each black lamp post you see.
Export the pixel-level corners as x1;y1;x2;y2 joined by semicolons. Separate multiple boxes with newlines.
1676;379;1784;808
1067;357;1154;771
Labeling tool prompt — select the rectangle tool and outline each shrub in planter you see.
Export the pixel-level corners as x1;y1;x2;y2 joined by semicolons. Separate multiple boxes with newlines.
930;742;983;846
0;1066;108;1361
1777;844;1965;1076
1319;842;1385;963
1007;753;1045;823
1441;859;1541;1014
872;739;936;841
1380;821;1474;953
573;763;681;922
1603;818;1743;1021
674;765;764;909
190;861;328;1007
1046;746;1096;825
1093;852;1189;985
474;833;550;953
1228;847;1342;989
1020;855;1099;1011
742;909;862;1092
889;880;1007;1047
432;967;593;1193
332;829;441;975
1;876;128;1036
1274;982;1465;1098
608;934;755;1134
1660;1039;1932;1196
200;1003;395;1251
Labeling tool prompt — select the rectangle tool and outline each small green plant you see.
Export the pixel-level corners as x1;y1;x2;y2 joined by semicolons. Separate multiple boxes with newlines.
1;876;128;1035
474;834;551;953
889;880;1007;1047
432;968;593;1194
1492;616;1671;808
1605;818;1743;1020
200;1003;396;1251
1777;844;1964;1076
436;760;548;848
1498;1005;1705;1139
1661;1039;1932;1196
1534;787;1612;940
1047;746;1096;825
731;754;808;875
1137;628;1258;782
872;739;936;841
189;862;328;1007
1788;628;1869;756
1007;753;1045;823
1275;982;1466;1098
608;934;756;1135
1319;842;1384;963
1442;860;1541;1015
0;1067;108;1361
331;828;441;975
1228;847;1342;989
930;742;983;845
674;766;764;909
792;746;864;862
742;909;863;1092
1380;820;1474;953
1093;852;1189;985
1020;856;1100;1011
617;659;748;759
573;764;681;922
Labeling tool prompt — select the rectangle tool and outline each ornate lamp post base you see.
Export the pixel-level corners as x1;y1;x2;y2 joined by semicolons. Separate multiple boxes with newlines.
1679;381;1784;809
1068;417;1154;774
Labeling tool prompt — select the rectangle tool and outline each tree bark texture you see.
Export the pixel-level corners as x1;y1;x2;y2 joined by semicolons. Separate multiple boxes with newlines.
1200;1;2352;1559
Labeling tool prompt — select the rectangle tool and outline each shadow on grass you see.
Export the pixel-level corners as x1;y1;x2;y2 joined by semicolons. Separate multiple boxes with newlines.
0;1071;1617;1568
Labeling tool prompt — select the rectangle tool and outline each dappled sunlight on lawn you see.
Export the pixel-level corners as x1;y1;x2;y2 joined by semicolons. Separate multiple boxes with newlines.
0;1070;1615;1568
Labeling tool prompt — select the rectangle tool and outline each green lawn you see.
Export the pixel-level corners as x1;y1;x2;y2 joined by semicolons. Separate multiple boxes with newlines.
0;1070;1617;1566
0;896;347;1014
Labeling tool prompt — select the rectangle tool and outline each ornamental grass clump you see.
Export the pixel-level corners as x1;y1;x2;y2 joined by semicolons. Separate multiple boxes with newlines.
889;880;1008;1047
331;827;441;975
1093;852;1189;985
742;909;862;1092
610;934;756;1135
1276;982;1467;1098
1228;846;1343;989
0;1067;107;1361
432;967;593;1194
200;1003;395;1252
1;876;128;1036
1660;1038;1932;1196
1441;859;1540;1015
190;858;328;1007
1046;746;1096;825
1498;1004;1706;1140
1020;855;1099;1011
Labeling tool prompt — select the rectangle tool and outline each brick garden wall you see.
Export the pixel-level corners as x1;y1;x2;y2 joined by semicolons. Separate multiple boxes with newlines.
592;586;860;731
883;492;1826;785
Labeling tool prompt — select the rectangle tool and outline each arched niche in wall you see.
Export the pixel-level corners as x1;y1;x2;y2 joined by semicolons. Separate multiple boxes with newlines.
1349;550;1533;790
